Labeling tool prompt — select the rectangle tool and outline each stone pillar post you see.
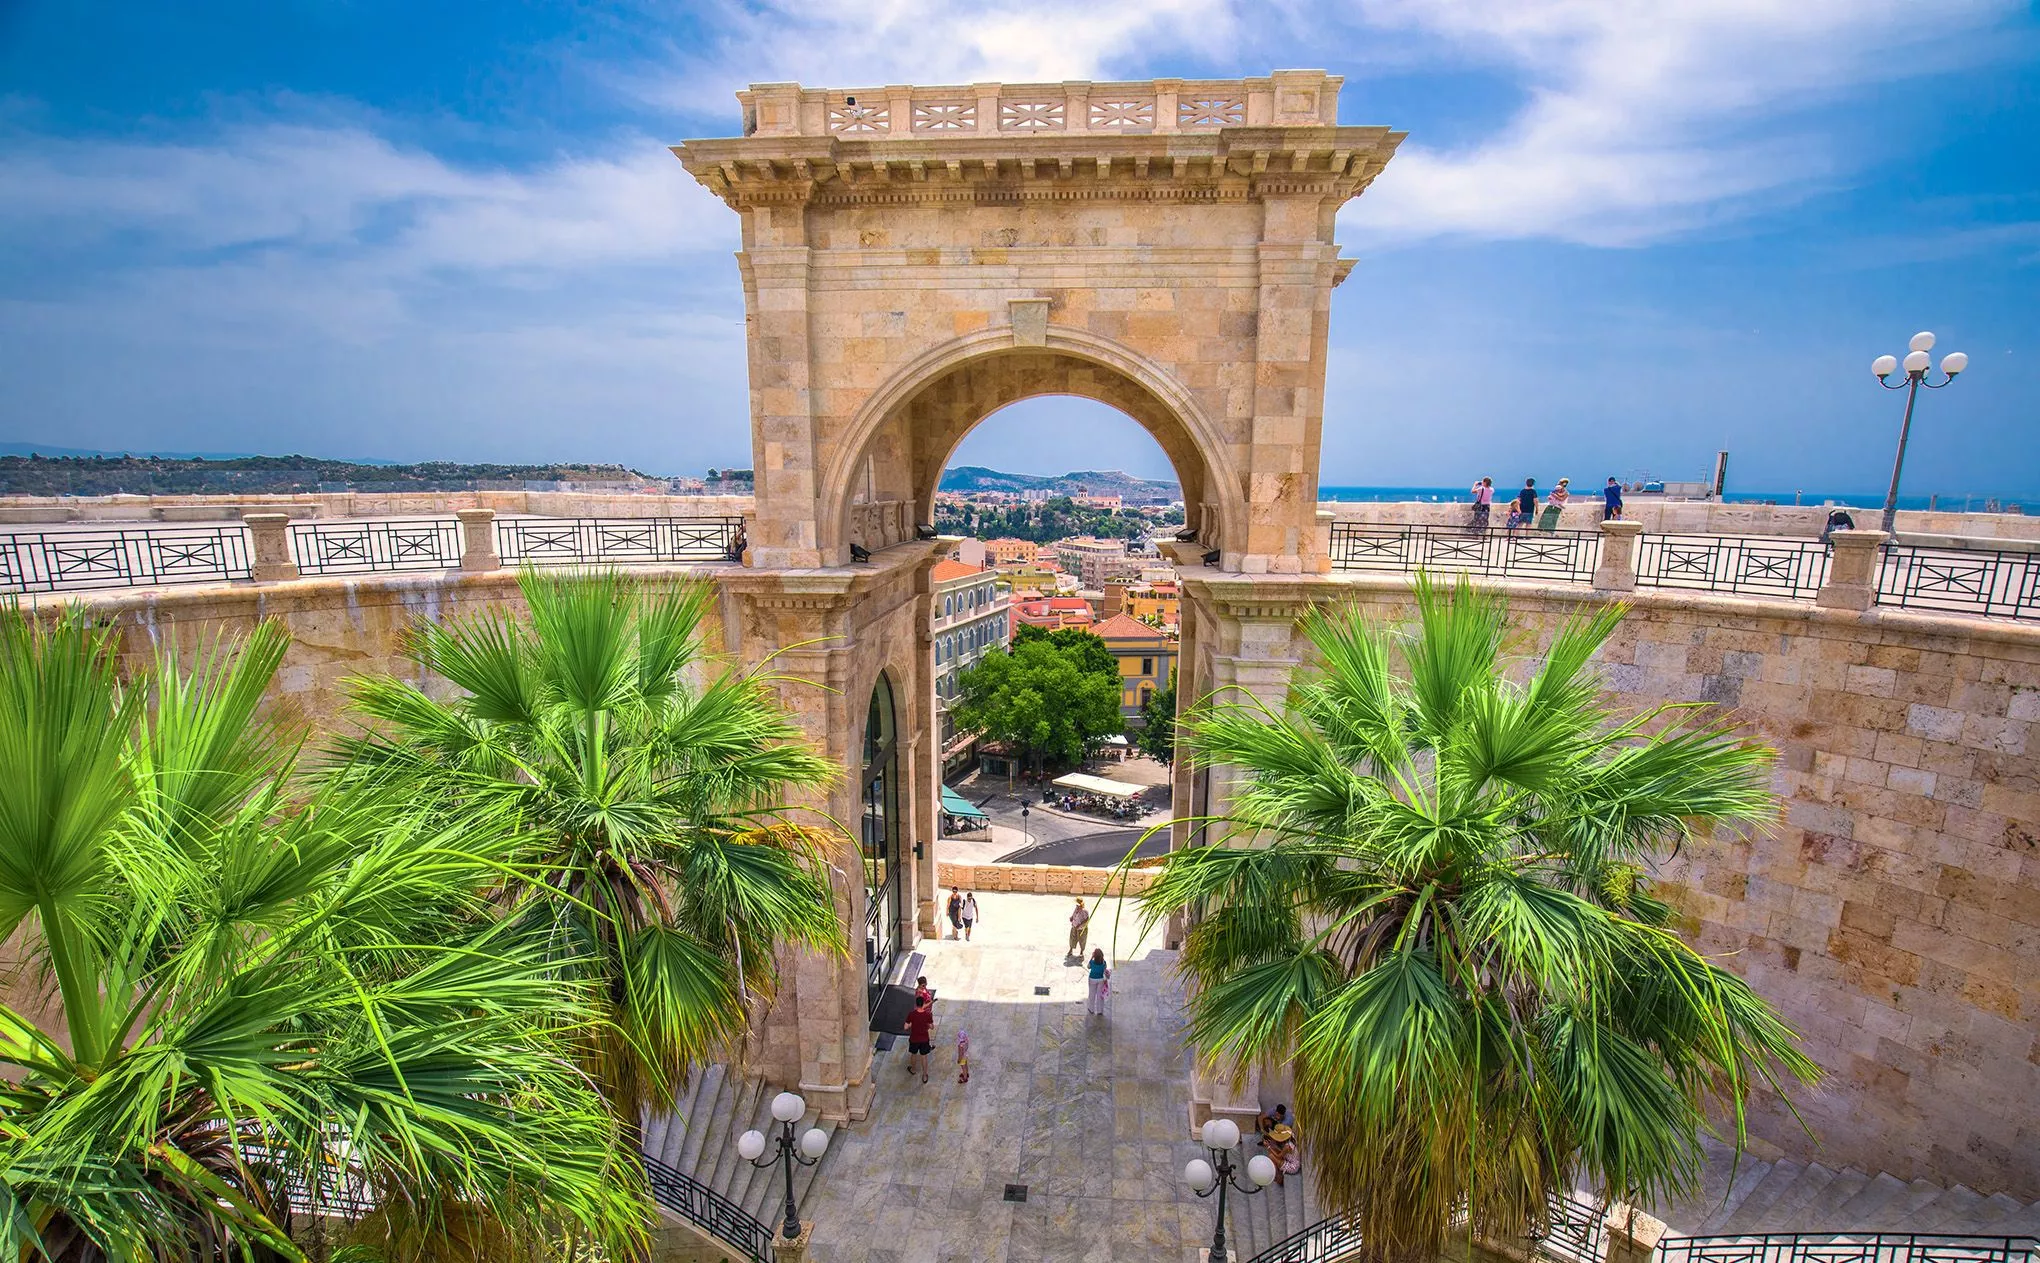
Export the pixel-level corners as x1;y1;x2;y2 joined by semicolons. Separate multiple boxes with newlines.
1603;1204;1667;1263
1592;519;1644;591
457;508;500;572
1815;529;1888;612
770;1223;813;1263
243;513;298;582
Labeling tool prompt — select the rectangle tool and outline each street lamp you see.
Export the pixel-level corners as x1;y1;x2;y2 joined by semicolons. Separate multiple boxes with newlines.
1873;331;1968;535
1183;1118;1277;1259
737;1091;830;1241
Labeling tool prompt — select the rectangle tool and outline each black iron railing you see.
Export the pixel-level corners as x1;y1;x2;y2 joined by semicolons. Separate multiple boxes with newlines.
1876;545;2040;621
1636;534;1831;601
0;526;252;593
1247;1190;1611;1263
1247;1212;1364;1263
498;517;744;566
290;519;462;575
1329;522;1602;585
1657;1233;2039;1263
642;1153;774;1263
1531;1190;1610;1263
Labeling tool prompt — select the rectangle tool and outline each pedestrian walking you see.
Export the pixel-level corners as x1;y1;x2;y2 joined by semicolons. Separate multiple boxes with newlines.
945;890;964;939
1540;478;1570;531
1603;477;1624;521
955;1029;971;1084
1067;898;1091;958
960;891;979;942
1821;507;1855;545
1086;948;1111;1016
904;992;935;1084
1468;477;1494;532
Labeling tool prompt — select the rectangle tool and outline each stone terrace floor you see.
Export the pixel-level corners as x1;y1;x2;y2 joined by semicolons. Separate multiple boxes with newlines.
805;891;1225;1263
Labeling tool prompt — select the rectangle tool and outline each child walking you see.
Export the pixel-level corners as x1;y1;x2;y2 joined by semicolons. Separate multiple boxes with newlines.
956;1029;971;1084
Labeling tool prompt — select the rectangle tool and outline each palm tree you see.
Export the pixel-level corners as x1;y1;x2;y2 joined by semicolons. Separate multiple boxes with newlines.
337;569;843;1141
1137;575;1820;1263
0;607;642;1263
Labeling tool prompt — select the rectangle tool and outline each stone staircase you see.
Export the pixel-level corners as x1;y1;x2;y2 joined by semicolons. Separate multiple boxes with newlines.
1222;1138;1327;1259
1648;1137;2040;1241
640;1064;840;1249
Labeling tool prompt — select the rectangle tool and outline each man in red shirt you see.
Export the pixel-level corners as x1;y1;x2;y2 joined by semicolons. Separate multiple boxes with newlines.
904;993;936;1084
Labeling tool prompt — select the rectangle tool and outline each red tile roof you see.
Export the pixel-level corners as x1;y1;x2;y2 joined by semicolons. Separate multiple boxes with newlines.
931;559;985;582
1092;613;1168;641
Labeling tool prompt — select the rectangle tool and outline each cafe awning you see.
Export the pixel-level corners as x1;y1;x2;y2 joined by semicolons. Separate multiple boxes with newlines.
940;786;988;822
1048;773;1146;799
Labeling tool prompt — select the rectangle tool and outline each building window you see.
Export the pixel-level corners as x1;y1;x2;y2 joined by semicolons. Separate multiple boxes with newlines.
1141;657;1154;676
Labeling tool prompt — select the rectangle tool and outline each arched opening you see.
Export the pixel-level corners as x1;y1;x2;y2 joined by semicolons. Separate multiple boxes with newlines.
860;672;902;1016
823;336;1246;567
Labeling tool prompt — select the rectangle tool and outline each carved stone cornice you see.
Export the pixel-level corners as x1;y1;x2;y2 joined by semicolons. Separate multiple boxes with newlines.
673;127;1403;212
1180;570;1345;622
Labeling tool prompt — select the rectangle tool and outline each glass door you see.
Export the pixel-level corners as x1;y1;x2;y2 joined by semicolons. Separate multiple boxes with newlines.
861;677;902;1015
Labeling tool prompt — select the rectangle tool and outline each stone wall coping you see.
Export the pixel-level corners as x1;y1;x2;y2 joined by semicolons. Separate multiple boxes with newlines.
1171;565;2040;651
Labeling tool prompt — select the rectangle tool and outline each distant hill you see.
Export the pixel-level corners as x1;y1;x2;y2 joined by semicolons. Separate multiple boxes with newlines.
939;466;1180;502
0;453;667;497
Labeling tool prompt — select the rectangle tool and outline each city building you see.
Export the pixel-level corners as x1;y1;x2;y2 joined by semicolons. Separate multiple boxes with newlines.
1012;595;1094;630
1054;536;1145;588
944;537;987;567
981;538;1038;566
1091;613;1177;720
1123;579;1180;628
930;561;1011;763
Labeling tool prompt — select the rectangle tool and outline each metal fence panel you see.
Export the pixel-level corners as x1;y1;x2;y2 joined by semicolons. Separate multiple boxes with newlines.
1876;545;2040;621
497;517;744;566
289;519;462;575
1329;522;1601;585
0;527;252;593
1635;534;1831;601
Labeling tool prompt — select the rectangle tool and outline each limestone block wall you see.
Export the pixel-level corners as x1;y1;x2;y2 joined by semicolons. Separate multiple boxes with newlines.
1304;574;2040;1197
936;860;1159;897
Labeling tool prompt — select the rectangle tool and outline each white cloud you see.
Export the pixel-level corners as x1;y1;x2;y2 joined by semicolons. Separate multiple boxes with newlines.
615;0;1241;113
1339;0;2024;245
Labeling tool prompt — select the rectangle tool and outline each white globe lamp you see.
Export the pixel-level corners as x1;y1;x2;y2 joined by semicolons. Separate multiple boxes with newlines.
1909;331;1935;352
1941;352;1967;376
738;1129;767;1162
1903;350;1930;374
800;1127;829;1160
771;1091;805;1124
1185;1158;1216;1193
1201;1118;1241;1150
1872;354;1898;379
1248;1154;1279;1187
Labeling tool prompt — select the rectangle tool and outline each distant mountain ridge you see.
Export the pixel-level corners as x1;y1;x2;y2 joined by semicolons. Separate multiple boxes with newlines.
939;465;1180;500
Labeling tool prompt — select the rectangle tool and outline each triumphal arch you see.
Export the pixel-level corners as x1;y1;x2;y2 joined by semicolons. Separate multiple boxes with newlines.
675;73;1402;1119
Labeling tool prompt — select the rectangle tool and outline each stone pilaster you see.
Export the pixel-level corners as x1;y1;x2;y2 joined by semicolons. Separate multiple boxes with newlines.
456;508;500;571
242;513;298;582
1816;529;1888;612
1603;1205;1667;1263
1592;519;1643;591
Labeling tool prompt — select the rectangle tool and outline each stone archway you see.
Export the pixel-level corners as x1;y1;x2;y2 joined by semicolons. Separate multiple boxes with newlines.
676;72;1403;1121
824;331;1245;564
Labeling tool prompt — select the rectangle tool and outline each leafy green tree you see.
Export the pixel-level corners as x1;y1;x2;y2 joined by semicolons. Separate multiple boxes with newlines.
1013;623;1118;678
0;609;640;1263
951;635;1123;771
339;570;843;1142
1135;671;1176;764
1136;577;1818;1263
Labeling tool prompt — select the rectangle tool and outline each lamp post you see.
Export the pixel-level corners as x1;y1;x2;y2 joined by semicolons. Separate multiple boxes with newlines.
737;1092;830;1241
1873;331;1968;535
1183;1118;1277;1260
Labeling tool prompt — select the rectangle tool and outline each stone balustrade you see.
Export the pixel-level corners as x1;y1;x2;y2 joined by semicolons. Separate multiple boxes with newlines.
936;860;1157;898
738;72;1342;141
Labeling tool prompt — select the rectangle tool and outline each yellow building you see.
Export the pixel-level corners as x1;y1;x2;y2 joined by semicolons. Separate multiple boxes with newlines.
1091;613;1176;719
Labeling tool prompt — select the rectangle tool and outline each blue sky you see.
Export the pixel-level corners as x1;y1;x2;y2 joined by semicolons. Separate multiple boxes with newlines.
1;1;2036;498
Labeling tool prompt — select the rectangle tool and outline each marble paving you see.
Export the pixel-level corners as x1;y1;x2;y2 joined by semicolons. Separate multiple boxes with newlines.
806;892;1226;1263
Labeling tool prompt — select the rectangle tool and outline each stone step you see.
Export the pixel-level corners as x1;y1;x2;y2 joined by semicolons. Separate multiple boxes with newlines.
1832;1172;1910;1228
1699;1159;1780;1235
1807;1170;1871;1227
675;1063;727;1177
1723;1160;1806;1234
1913;1186;1985;1233
1749;1162;1837;1234
1866;1179;1948;1232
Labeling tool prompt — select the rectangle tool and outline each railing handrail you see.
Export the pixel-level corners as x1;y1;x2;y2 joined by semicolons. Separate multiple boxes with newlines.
1660;1232;2040;1249
641;1152;775;1263
0;524;252;594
